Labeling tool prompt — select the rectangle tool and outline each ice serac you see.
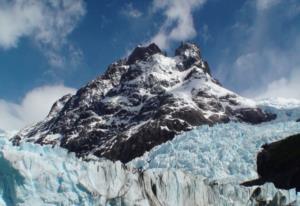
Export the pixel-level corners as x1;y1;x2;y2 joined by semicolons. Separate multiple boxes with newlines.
13;42;275;163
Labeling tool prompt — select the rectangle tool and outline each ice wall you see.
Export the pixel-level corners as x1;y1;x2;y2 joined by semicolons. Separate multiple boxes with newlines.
0;137;224;206
0;135;298;206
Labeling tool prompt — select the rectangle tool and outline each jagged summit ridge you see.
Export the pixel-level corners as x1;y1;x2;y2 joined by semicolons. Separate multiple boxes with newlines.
126;43;162;65
13;42;275;163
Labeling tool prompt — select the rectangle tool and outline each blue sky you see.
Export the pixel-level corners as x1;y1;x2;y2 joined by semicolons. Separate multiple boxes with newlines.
0;0;300;131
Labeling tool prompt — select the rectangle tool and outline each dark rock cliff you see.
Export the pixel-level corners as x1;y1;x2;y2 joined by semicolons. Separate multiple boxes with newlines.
242;133;300;192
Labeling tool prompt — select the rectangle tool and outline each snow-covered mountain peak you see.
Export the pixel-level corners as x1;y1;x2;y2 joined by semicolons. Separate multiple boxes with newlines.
13;42;275;163
175;42;211;75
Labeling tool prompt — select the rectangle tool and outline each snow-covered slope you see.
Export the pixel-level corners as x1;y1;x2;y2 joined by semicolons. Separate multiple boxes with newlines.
12;42;274;163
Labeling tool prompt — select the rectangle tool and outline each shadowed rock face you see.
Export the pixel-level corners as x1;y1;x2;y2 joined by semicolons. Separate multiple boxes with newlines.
127;43;162;65
296;119;300;122
12;42;275;163
242;133;300;192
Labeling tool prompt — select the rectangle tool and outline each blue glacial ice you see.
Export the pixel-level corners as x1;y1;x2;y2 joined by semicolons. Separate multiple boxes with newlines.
130;121;300;182
2;135;271;206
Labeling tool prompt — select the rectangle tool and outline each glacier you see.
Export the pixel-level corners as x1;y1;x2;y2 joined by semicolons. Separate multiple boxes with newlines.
1;99;300;205
0;135;250;206
0;134;298;206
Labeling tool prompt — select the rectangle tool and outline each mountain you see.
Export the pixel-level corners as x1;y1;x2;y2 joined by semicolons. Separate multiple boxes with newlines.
12;42;275;163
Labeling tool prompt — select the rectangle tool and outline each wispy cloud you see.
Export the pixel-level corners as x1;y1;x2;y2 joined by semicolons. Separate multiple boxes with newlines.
253;69;300;99
0;0;86;68
256;0;281;10
0;85;76;131
200;24;211;43
150;0;207;49
216;0;300;100
122;3;142;18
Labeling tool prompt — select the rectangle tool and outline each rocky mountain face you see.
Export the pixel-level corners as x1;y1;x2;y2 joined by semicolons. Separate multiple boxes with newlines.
13;42;275;163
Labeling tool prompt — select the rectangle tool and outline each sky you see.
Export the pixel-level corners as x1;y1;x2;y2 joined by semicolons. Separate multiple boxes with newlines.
0;0;300;131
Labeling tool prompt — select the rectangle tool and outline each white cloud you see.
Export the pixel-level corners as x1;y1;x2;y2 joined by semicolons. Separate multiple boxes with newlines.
215;0;300;100
150;0;207;49
245;69;300;100
0;0;86;67
228;45;300;99
0;85;76;132
261;76;300;99
229;49;291;91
